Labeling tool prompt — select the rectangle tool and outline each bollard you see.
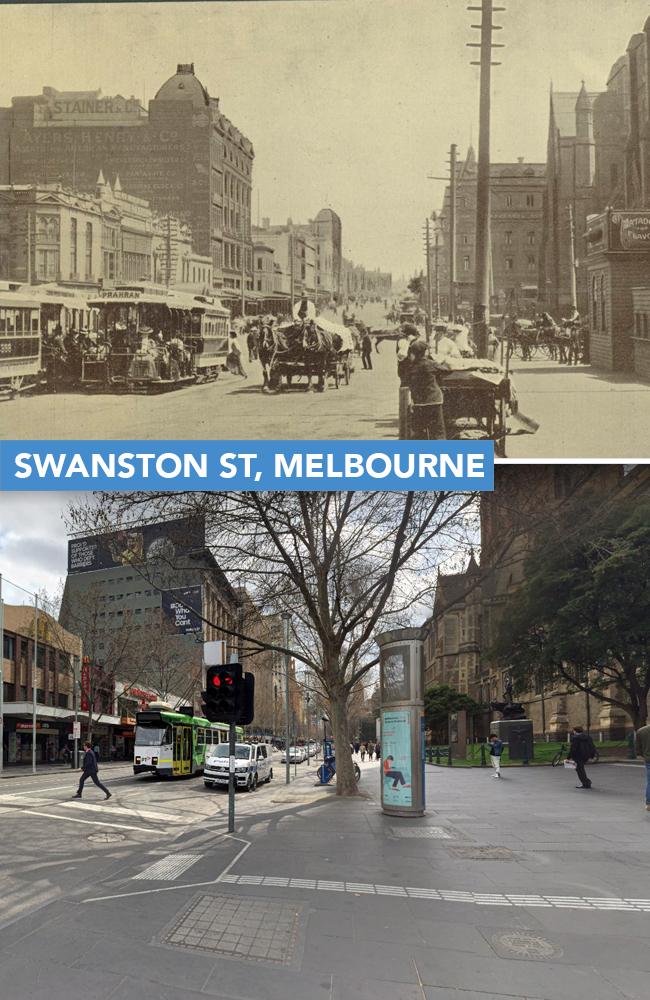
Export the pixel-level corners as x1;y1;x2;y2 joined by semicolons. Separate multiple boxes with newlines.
480;743;487;767
447;745;453;767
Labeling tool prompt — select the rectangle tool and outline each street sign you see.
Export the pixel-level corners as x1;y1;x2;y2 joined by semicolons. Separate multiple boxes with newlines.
72;721;81;740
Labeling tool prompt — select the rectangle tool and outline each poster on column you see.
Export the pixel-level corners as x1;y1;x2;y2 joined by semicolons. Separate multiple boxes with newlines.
381;709;413;807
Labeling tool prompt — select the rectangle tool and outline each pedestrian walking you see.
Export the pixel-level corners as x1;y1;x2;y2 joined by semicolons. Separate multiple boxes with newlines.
360;745;366;762
361;331;373;370
354;740;360;755
246;325;259;363
488;733;504;778
634;723;650;810
375;741;381;760
74;742;111;800
366;742;373;761
226;331;247;378
567;726;596;789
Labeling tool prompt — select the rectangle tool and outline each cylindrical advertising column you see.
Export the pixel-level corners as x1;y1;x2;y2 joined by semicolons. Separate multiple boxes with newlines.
376;627;426;818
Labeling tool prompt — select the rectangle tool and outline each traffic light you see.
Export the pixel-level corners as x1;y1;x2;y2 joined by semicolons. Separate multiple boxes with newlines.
239;672;255;726
202;664;243;724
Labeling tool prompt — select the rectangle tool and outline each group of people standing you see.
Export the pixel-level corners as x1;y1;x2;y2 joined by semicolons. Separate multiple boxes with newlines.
352;739;381;762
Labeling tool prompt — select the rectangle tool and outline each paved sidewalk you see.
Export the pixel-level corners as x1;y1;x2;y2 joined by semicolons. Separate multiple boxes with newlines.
0;762;648;999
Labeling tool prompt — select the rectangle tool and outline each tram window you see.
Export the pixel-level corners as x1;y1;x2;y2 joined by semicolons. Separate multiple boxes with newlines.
197;728;205;747
31;312;39;333
135;725;170;746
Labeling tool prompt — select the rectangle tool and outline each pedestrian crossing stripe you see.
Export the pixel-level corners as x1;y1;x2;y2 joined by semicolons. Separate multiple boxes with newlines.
133;855;202;881
216;874;650;913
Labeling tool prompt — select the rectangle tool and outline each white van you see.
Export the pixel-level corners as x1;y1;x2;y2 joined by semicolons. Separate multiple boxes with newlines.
204;742;273;792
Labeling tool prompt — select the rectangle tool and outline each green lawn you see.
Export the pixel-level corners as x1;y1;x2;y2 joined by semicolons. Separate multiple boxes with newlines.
426;740;632;768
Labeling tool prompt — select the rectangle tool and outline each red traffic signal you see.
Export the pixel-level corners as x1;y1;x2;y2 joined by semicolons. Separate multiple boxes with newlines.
202;664;243;724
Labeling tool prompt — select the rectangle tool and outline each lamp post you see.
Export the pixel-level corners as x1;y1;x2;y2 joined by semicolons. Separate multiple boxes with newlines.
282;612;291;784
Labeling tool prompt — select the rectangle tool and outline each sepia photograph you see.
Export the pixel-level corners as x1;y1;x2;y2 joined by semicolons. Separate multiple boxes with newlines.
0;1;649;454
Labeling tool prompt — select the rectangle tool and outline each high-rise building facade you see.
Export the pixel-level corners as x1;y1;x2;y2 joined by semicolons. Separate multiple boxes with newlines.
0;64;254;295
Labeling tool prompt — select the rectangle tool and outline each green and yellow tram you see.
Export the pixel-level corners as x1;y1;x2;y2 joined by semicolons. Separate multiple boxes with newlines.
133;704;242;778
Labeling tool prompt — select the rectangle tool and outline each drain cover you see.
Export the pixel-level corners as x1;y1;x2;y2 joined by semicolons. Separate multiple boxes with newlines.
87;832;126;843
492;932;561;960
452;846;513;860
159;893;303;966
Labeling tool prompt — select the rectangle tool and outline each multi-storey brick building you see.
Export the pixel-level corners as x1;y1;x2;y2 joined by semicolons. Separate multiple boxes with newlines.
0;64;254;295
436;148;545;316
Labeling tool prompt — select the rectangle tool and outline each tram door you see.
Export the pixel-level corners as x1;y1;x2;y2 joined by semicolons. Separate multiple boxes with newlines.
173;726;192;775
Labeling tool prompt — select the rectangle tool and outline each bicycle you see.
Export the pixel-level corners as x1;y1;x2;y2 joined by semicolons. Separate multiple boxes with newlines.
316;755;361;784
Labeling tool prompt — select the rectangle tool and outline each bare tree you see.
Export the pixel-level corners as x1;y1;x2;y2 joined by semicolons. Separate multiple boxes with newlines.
68;490;478;794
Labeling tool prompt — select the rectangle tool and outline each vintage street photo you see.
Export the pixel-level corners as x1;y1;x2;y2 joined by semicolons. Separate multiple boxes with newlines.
1;0;650;455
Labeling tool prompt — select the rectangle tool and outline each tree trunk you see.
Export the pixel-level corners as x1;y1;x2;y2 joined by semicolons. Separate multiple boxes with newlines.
328;689;358;796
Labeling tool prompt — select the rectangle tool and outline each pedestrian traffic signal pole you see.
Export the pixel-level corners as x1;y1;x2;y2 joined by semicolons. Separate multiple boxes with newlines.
201;662;254;835
228;721;236;834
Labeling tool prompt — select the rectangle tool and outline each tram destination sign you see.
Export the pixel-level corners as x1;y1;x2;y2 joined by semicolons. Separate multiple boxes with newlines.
67;516;205;573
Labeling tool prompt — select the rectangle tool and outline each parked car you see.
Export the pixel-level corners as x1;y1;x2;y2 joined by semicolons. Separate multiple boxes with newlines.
281;745;305;763
204;742;273;792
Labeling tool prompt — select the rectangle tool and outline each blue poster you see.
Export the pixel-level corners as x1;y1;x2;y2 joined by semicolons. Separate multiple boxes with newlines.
381;709;413;807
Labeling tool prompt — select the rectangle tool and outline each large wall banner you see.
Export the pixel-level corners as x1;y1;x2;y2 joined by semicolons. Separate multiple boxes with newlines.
161;585;203;635
381;708;413;808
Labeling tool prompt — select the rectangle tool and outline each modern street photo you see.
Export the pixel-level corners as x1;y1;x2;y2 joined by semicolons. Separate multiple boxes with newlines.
0;469;649;998
1;1;650;453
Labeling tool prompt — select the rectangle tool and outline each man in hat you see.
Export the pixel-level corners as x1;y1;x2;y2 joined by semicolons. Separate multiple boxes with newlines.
396;323;421;384
404;340;446;439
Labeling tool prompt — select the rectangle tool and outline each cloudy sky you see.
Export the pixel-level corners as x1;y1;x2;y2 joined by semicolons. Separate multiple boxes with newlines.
0;493;74;603
0;1;647;276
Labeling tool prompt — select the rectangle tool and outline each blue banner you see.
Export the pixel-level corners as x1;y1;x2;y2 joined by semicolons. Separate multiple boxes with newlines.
0;440;494;491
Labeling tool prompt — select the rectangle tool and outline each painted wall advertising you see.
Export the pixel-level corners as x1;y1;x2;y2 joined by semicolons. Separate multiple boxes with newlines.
381;708;413;807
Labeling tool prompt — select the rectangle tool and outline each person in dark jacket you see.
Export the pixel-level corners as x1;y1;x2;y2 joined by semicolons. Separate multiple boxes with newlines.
361;331;374;370
74;742;111;799
404;340;446;439
567;726;596;789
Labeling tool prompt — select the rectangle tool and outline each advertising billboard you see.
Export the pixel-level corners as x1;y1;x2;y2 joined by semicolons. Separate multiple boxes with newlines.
381;708;413;808
161;585;203;635
609;212;650;252
67;516;205;574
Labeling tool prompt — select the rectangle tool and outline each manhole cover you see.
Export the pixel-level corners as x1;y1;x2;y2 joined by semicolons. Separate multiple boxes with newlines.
452;846;513;860
159;893;303;966
390;826;452;839
492;932;561;960
87;832;126;843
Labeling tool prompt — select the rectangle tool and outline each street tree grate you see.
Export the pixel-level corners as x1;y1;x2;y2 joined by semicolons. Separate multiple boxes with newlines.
491;932;562;961
159;893;304;965
390;826;452;839
451;846;513;860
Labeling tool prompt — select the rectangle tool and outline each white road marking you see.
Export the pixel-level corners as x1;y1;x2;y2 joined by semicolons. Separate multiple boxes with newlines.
133;855;202;881
61;800;186;824
207;875;650;914
0;784;74;799
84;833;251;903
27;810;158;833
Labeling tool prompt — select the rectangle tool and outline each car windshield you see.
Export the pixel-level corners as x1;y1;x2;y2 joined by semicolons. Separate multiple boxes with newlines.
209;744;250;760
135;725;169;746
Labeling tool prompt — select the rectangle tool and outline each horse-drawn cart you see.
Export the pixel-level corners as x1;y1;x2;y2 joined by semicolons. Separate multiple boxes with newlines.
262;317;354;393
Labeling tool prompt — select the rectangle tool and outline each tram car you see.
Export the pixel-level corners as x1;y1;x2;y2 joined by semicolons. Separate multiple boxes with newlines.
133;704;243;778
0;288;42;398
86;284;230;391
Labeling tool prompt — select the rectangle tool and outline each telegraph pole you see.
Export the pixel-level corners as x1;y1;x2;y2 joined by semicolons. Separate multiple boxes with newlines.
428;144;458;322
568;201;578;311
468;0;505;356
449;144;458;322
423;218;433;336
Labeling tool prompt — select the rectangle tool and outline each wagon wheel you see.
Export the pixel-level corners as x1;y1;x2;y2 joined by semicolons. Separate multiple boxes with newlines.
333;364;340;390
344;359;351;385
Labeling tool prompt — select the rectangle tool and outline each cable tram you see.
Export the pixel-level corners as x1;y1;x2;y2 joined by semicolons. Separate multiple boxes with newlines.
86;284;230;391
0;288;42;398
133;703;242;778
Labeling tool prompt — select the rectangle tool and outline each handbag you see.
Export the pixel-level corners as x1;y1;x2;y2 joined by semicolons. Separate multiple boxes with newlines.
563;759;576;769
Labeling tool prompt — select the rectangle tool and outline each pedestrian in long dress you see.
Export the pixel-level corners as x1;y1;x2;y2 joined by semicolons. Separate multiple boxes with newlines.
227;331;247;378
